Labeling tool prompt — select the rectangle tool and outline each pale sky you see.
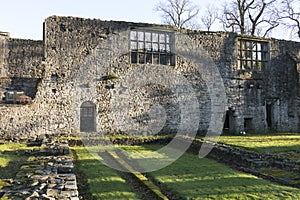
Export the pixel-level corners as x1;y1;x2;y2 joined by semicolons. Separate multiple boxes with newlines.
0;0;166;39
0;0;298;41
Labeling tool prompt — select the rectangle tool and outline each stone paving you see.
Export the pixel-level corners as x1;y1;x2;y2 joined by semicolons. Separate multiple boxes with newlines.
0;137;79;200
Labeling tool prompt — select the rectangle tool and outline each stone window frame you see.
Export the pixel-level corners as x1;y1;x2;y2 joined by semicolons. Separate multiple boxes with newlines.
237;38;270;71
129;29;175;66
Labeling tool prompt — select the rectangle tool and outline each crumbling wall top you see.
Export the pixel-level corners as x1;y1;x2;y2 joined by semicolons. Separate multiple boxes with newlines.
0;31;9;37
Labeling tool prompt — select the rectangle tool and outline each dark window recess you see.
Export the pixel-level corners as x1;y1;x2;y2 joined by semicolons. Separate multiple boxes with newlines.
244;118;253;131
139;53;145;64
131;52;137;64
105;84;114;89
160;54;167;65
51;74;58;83
146;53;152;64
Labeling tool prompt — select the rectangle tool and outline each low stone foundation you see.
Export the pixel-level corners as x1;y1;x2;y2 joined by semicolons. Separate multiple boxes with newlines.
0;137;79;200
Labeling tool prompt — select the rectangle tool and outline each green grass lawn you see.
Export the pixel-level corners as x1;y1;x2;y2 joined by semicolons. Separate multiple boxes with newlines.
122;144;300;200
216;133;300;153
0;143;25;167
71;134;300;200
3;133;300;199
214;132;300;163
71;147;139;200
0;143;29;189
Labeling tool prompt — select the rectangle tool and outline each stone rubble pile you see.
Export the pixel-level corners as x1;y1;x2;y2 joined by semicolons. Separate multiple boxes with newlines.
0;137;79;200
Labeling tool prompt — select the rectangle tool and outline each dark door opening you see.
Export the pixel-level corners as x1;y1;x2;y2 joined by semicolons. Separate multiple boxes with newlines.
266;103;272;128
223;111;230;133
80;101;96;132
244;118;253;132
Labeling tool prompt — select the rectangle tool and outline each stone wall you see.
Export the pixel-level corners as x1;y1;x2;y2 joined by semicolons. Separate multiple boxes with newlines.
266;39;300;132
0;32;10;101
0;32;9;76
0;15;299;140
0;34;44;100
42;16;212;136
7;38;43;78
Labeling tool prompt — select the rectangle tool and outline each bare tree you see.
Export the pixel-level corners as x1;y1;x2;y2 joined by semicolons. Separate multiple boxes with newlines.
201;4;218;31
220;0;278;36
155;0;200;29
276;0;300;38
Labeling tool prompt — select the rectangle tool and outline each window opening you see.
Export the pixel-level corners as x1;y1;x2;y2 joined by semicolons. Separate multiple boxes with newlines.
238;39;269;71
51;74;58;83
130;30;175;66
244;118;253;131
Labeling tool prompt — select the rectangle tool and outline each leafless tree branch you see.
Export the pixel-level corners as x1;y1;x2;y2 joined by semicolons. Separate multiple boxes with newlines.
276;0;300;38
220;0;278;36
201;4;218;31
155;0;200;29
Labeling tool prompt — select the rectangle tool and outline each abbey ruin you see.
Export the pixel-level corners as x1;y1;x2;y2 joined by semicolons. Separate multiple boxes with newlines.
0;16;299;140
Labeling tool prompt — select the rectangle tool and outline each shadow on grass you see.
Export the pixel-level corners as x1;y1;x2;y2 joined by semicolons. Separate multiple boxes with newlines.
72;147;139;200
132;144;300;199
71;149;96;200
170;177;299;199
0;150;28;178
0;150;28;191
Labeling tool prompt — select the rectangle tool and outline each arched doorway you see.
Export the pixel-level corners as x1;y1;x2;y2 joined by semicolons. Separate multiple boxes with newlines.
80;101;96;132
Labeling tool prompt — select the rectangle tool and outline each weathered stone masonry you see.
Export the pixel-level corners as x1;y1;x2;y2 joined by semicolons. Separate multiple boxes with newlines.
0;16;299;140
0;33;43;99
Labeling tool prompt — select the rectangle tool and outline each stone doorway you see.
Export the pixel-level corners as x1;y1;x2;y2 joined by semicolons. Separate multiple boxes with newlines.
244;118;253;132
266;99;280;131
223;110;234;134
266;103;272;128
80;101;96;132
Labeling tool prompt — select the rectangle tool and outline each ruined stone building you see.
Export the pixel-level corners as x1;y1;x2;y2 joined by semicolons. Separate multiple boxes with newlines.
0;16;299;140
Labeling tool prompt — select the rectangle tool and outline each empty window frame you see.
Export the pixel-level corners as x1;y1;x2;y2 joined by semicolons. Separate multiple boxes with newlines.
237;39;269;71
130;30;175;66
